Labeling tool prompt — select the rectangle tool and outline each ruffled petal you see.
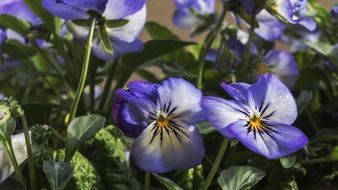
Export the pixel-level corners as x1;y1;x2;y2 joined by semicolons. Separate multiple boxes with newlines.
157;78;204;125
131;122;204;173
201;97;249;138
247;74;297;124
228;120;308;159
220;82;250;101
263;50;299;88
103;0;145;20
106;5;146;43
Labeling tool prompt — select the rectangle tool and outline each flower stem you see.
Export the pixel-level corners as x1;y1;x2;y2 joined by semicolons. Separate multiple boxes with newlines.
21;115;37;190
4;140;25;186
202;138;229;190
68;17;97;122
196;4;227;89
238;14;256;81
145;172;151;190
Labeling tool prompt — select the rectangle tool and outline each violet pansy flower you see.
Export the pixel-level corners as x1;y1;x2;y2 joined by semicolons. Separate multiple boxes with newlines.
0;29;6;46
258;50;299;88
202;74;308;159
172;0;215;31
112;78;205;173
42;0;146;60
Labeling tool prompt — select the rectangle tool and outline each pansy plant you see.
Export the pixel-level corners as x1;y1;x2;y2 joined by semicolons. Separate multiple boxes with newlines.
42;0;146;60
202;74;308;159
112;78;205;173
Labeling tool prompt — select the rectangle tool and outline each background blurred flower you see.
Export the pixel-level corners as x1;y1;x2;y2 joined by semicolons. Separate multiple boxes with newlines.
172;0;215;32
202;74;308;159
258;50;299;88
112;78;205;173
0;29;6;46
42;0;146;60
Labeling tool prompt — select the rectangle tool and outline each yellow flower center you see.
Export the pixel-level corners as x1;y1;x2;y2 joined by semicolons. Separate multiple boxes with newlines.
249;115;264;130
156;114;170;128
258;63;268;74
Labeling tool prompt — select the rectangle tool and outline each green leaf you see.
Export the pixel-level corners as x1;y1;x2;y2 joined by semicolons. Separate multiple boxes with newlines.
0;118;16;141
2;40;36;60
280;155;297;169
72;19;90;27
65;114;106;161
105;19;129;28
93;128;140;189
98;25;113;54
153;174;184;190
122;40;195;66
145;21;179;40
0;14;30;36
53;150;104;190
43;160;73;190
217;166;266;190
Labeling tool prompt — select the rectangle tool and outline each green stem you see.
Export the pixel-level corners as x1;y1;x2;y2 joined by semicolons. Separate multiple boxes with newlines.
202;139;229;190
238;14;256;81
299;156;330;165
68;17;97;122
4;140;25;186
145;172;151;190
196;5;227;89
21;115;36;190
98;59;119;111
50;127;65;143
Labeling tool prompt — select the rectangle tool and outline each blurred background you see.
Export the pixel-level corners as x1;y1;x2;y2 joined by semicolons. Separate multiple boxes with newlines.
143;0;336;41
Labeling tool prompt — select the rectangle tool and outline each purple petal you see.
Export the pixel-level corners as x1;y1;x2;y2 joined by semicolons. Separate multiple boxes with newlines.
131;122;204;173
240;0;255;14
172;9;201;29
127;80;159;102
157;78;204;125
220;82;250;101
0;29;6;45
42;0;91;20
201;97;249;138
255;10;286;41
228;120;308;159
0;1;39;25
298;17;316;31
263;50;299;88
247;74;298;124
102;0;145;19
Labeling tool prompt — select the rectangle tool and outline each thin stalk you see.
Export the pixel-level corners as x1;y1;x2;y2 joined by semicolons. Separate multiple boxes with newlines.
238;14;256;81
196;5;227;89
145;172;151;190
4;140;25;186
299;156;330;165
50;127;65;143
98;59;119;111
202;139;229;190
68;17;97;122
21;115;36;190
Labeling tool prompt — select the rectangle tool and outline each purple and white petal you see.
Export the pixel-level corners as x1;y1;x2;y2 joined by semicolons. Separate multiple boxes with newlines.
103;0;145;20
42;0;91;20
247;74;297;124
127;80;159;102
201;97;249;138
263;50;299;88
157;78;204;125
220;82;250;101
106;5;146;43
228;120;308;159
131;122;204;173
